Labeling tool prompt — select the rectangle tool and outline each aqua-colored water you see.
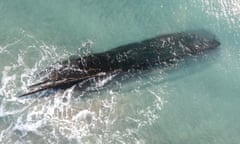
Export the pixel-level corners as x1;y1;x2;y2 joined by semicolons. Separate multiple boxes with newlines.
0;0;240;143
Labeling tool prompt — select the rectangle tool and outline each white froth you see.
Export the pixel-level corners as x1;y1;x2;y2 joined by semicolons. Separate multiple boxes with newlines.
72;109;96;122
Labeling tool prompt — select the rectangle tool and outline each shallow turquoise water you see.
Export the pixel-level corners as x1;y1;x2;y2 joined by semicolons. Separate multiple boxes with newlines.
0;0;240;143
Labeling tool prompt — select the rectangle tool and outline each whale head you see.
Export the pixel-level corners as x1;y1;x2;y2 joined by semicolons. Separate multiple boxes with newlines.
181;31;220;55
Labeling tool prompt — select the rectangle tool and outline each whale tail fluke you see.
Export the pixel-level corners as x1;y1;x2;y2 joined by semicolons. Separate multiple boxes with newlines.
19;69;122;98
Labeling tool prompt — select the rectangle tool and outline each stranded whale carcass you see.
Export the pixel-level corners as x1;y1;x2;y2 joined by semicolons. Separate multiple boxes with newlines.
19;31;220;97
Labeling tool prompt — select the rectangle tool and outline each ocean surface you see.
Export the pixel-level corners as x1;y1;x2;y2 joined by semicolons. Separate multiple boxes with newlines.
0;0;240;143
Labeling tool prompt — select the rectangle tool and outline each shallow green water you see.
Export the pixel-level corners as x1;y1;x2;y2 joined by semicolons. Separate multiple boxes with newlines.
0;0;240;143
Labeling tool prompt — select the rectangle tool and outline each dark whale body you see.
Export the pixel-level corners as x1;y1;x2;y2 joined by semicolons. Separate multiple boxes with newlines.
20;31;220;97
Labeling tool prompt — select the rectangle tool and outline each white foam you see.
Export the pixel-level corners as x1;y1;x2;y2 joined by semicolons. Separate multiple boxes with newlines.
78;40;94;56
0;66;16;97
72;109;96;122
